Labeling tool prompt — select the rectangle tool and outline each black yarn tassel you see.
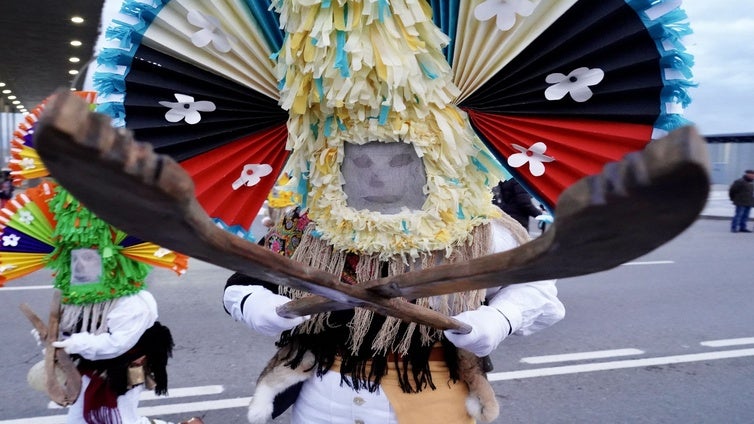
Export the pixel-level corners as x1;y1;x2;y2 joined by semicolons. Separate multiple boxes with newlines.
143;321;174;396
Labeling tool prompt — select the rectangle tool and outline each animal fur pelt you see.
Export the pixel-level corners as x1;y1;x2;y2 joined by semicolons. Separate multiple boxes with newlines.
247;344;315;424
457;349;500;423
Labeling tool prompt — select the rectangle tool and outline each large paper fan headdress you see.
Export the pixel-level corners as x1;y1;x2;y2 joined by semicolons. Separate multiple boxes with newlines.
90;0;694;237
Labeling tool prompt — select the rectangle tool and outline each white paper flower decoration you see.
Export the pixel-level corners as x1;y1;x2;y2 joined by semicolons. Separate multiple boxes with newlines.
232;164;274;190
18;210;34;225
187;9;234;53
153;248;172;258
20;158;36;170
545;67;605;103
2;233;20;247
507;142;555;177
474;0;538;31
159;93;217;125
0;264;17;274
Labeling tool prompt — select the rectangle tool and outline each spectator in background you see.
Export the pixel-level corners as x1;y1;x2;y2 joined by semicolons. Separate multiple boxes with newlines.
0;170;14;208
493;179;544;231
728;169;754;233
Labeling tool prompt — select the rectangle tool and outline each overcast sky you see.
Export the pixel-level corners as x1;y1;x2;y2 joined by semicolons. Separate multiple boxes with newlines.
682;0;754;135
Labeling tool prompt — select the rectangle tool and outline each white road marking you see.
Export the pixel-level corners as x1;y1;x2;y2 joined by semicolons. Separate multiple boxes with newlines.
5;398;252;424
489;348;754;381
138;397;251;417
621;260;674;266
7;347;754;423
521;348;644;364
0;285;52;291
47;385;225;409
701;337;754;347
1;417;65;424
140;384;224;401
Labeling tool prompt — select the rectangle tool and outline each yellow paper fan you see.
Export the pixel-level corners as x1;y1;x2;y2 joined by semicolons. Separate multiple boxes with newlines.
0;252;50;283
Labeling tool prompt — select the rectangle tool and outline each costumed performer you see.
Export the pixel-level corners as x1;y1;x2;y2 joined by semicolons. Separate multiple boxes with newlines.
46;190;197;424
222;2;564;423
2;92;198;424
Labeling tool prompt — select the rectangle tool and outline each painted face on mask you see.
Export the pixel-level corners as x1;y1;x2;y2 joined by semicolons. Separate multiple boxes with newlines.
70;248;103;284
341;141;427;214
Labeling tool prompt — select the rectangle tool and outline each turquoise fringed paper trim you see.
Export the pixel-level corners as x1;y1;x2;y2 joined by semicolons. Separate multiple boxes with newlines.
213;219;258;242
92;0;169;127
625;0;697;133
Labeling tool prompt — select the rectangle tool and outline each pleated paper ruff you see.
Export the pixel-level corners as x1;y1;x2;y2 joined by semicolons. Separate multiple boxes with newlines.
93;0;289;238
10;91;98;185
114;229;188;275
452;0;695;210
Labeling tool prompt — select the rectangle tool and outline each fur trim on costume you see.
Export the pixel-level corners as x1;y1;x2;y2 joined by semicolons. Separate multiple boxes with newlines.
247;347;315;424
457;349;500;423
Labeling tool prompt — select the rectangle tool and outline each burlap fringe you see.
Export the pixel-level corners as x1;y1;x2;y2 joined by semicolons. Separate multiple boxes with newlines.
282;222;506;356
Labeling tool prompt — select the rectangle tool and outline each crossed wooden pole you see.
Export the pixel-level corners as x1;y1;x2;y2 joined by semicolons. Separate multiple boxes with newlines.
33;90;710;335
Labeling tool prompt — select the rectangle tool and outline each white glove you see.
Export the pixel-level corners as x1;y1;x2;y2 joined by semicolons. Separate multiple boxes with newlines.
51;334;88;355
443;305;511;357
30;328;43;346
31;328;46;355
223;285;309;337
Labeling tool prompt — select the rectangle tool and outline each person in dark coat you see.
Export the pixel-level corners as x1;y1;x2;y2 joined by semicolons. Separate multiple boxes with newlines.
0;170;14;208
492;179;543;230
728;169;754;233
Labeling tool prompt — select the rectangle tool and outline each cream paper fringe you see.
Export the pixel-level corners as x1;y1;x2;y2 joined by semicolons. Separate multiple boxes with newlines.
282;220;529;356
271;0;502;258
59;300;116;335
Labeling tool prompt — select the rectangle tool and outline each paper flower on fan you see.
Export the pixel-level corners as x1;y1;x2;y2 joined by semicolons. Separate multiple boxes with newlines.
507;142;555;177
19;158;35;171
187;9;234;53
545;67;605;102
2;234;20;247
159;94;216;124
232;164;273;190
474;0;538;31
18;210;34;225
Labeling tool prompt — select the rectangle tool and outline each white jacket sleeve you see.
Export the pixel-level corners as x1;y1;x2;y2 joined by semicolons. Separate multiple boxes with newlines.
53;291;158;360
223;285;309;337
487;219;565;336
